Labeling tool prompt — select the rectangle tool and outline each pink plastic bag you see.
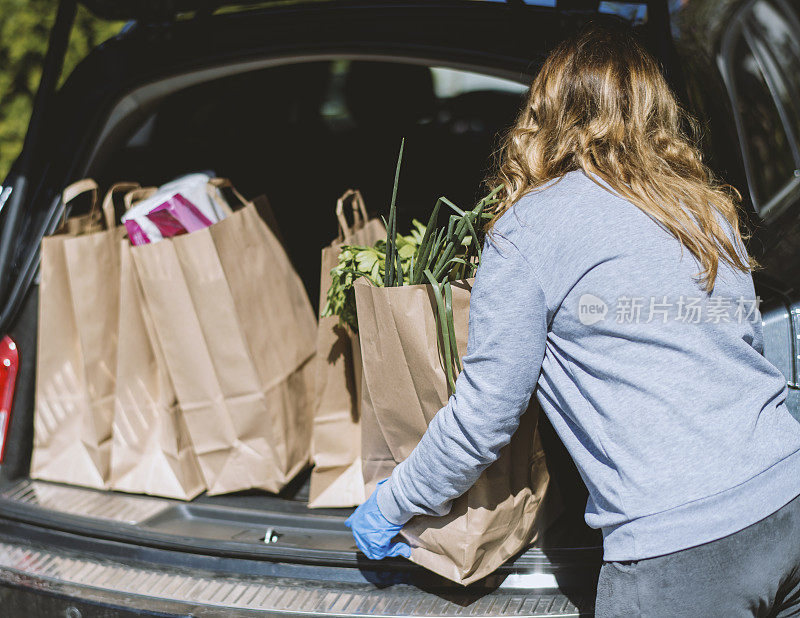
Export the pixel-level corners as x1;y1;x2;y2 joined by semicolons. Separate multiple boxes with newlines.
124;193;215;246
124;220;151;247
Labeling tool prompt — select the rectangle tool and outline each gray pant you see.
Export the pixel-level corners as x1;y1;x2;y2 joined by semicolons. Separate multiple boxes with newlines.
595;493;800;617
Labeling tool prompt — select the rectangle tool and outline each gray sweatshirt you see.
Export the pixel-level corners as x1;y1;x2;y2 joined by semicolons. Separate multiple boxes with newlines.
376;170;800;561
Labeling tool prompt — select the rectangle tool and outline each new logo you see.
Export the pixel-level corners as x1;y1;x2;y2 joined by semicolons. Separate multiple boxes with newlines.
578;294;608;325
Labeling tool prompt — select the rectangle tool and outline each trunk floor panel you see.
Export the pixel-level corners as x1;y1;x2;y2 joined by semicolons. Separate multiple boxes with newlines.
1;478;173;524
1;478;601;551
0;478;602;593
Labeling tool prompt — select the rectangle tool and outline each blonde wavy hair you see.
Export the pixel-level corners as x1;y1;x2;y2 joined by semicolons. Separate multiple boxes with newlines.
487;23;753;291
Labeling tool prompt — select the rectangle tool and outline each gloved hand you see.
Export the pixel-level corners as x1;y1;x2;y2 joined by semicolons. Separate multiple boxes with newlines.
345;480;411;560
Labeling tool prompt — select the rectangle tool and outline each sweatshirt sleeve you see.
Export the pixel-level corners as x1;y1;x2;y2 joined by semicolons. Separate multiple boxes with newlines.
376;229;550;525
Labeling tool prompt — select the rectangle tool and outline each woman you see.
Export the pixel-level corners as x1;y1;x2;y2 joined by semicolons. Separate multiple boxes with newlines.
346;23;800;616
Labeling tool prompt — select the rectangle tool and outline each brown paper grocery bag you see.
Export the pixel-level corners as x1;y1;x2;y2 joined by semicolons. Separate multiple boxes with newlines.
32;180;125;488
132;179;316;495
354;278;553;585
309;190;385;508
109;185;205;499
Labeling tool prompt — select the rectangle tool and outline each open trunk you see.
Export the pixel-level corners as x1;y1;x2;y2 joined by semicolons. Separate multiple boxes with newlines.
0;1;678;611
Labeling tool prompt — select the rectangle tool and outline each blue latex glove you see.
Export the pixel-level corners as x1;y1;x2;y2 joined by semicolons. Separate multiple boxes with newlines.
345;480;411;559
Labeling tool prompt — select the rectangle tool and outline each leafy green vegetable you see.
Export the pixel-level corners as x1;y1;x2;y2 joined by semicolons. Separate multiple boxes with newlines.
320;139;503;394
320;230;421;333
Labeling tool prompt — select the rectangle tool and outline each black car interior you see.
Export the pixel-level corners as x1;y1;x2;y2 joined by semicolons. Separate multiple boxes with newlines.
91;59;527;306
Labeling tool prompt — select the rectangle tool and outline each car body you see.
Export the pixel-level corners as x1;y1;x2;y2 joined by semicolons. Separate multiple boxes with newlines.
0;0;798;615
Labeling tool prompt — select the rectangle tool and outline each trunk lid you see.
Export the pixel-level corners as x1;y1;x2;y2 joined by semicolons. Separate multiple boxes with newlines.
78;0;660;22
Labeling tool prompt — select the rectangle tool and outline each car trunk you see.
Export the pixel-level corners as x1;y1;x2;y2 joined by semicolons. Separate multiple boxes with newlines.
0;0;676;605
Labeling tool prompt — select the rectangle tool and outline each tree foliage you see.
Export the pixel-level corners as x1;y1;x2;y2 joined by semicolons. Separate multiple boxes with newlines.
0;1;123;179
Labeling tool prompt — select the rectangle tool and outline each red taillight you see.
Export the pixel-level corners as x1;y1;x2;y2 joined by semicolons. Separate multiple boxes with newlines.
0;336;19;463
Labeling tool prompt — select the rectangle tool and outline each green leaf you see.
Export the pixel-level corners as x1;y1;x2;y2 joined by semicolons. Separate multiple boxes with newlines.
384;138;405;287
397;242;416;260
355;249;379;272
410;198;442;285
424;270;457;395
443;281;462;375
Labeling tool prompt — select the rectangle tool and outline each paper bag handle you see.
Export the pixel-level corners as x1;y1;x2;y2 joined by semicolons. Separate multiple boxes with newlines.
63;178;99;206
336;189;368;239
123;187;158;212
101;182;140;229
206;177;247;216
60;179;99;227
